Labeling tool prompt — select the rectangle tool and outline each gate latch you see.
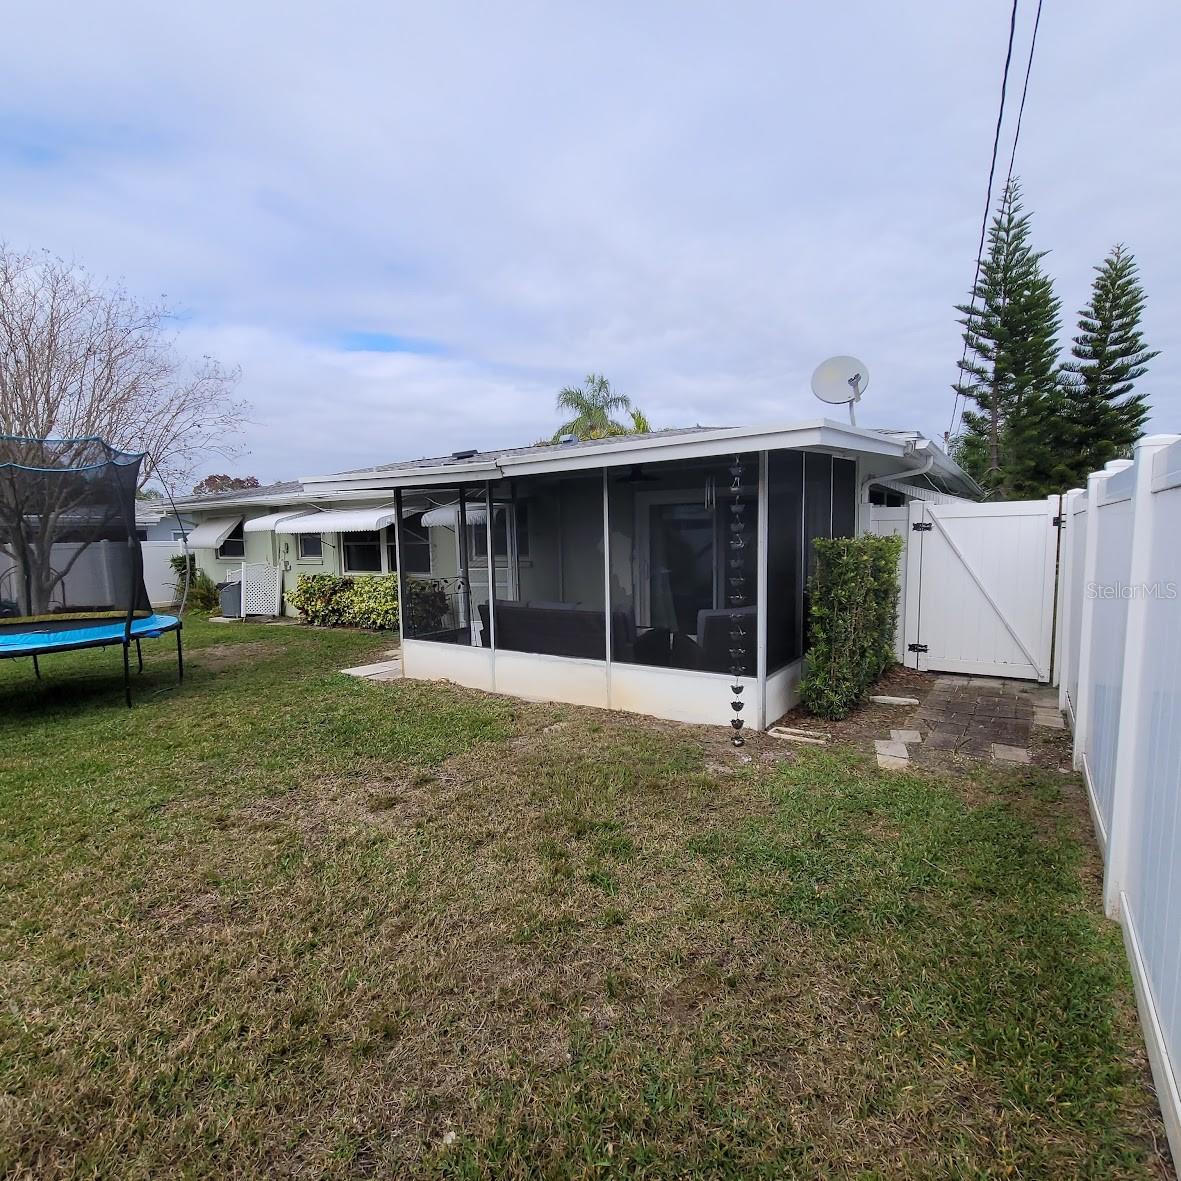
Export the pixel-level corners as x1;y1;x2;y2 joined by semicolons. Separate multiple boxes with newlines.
907;643;929;653
911;521;933;532
1052;515;1063;527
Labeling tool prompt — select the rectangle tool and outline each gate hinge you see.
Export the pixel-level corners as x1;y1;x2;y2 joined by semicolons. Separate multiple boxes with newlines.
907;643;929;653
911;521;933;532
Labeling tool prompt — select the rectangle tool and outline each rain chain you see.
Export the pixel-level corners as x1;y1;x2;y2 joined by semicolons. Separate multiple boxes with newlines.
727;455;750;746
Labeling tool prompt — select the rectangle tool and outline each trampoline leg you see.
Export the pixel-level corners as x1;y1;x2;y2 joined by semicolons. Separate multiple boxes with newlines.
176;628;184;683
136;638;143;674
32;654;41;680
123;644;132;708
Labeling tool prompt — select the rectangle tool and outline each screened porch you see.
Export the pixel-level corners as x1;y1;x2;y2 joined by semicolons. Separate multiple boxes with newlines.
390;449;856;729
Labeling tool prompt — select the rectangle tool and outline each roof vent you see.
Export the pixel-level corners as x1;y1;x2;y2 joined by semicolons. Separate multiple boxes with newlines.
558;434;576;445
451;448;479;461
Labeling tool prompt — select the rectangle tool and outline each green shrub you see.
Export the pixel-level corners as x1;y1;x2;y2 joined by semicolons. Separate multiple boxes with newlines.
285;572;452;633
799;534;903;720
168;554;221;614
403;578;449;635
285;574;356;627
345;574;401;630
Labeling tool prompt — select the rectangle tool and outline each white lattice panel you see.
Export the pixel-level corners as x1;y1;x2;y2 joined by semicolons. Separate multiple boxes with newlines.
241;563;280;616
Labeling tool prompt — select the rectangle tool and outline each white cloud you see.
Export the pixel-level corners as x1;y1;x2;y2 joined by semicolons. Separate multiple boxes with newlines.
0;0;1177;482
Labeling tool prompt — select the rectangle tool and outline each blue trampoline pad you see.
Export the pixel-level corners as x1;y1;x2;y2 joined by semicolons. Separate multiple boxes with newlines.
0;614;181;657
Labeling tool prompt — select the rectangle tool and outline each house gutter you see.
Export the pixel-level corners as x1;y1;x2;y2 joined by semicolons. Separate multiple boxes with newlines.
859;443;935;501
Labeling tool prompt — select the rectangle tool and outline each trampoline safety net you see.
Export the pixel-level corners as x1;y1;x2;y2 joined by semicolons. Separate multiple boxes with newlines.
0;436;152;634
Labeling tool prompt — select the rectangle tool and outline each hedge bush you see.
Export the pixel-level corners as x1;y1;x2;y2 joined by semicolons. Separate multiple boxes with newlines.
285;574;355;627
168;553;221;614
799;534;903;720
285;572;450;633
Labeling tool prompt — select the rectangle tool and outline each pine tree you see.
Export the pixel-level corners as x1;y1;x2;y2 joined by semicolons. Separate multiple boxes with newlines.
951;179;1062;497
1058;244;1158;483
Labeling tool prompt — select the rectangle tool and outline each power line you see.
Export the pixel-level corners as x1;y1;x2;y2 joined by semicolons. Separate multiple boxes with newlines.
947;0;1022;444
1005;0;1045;185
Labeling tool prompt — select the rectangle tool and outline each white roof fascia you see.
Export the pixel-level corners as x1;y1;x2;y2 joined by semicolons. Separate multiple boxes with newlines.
495;420;905;477
300;460;501;490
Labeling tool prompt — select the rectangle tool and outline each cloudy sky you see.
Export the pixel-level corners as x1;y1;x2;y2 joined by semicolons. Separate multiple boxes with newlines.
2;1;1177;484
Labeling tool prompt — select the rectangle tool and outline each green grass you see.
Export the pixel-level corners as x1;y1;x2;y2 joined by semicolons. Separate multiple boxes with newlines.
0;619;1171;1179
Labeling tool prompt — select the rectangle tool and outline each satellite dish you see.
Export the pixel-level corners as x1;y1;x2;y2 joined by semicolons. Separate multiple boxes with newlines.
811;355;869;426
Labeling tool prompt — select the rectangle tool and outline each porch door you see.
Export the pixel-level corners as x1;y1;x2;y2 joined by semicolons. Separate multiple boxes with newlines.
636;493;719;632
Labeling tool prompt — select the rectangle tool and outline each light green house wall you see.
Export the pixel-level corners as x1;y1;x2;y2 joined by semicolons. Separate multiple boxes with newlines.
187;506;346;617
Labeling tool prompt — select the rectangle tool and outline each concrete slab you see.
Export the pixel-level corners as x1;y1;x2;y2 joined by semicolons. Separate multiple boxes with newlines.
874;739;910;760
890;729;923;745
876;753;910;771
869;695;921;706
341;659;403;679
1034;710;1066;729
367;665;404;682
991;743;1031;764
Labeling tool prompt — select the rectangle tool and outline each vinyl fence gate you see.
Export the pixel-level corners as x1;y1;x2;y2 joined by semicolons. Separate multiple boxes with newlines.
885;496;1060;683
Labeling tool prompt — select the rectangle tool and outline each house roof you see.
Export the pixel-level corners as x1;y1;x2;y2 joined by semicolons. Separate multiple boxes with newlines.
171;479;306;511
173;420;980;511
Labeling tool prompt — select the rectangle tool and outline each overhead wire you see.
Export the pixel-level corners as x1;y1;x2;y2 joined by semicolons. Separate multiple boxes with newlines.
946;0;1022;444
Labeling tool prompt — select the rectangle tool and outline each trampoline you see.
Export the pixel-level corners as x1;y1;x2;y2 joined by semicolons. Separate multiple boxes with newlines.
0;436;184;707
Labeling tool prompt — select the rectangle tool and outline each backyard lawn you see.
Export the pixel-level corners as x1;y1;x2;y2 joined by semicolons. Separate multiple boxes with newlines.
0;618;1173;1179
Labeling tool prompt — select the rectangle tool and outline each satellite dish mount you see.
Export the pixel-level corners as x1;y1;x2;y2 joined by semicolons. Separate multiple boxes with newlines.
810;355;870;426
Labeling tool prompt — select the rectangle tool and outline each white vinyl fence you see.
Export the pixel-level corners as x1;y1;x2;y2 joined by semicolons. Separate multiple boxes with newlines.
1055;434;1181;1157
141;541;184;607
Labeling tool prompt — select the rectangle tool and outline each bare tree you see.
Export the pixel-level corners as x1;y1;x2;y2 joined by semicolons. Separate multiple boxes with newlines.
0;245;248;491
0;246;248;616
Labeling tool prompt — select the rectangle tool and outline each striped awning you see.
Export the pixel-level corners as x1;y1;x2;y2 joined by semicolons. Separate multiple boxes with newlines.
185;516;241;548
243;510;309;534
418;505;489;528
278;507;399;533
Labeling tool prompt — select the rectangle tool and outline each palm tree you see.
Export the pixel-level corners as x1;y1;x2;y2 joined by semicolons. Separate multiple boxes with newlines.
552;374;652;442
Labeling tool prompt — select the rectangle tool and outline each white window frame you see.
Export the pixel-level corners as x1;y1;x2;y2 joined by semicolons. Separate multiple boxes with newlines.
297;533;324;562
341;529;391;575
401;513;433;575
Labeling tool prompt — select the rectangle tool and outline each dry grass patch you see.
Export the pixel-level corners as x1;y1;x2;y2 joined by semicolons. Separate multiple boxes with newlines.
0;620;1173;1179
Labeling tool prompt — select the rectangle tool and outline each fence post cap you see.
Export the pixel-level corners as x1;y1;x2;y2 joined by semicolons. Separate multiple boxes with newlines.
1135;433;1181;450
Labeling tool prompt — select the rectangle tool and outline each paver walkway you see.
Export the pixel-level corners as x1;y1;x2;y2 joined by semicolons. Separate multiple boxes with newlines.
873;675;1065;770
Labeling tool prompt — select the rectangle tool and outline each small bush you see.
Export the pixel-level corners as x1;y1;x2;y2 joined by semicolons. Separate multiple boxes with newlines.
403;579;449;635
345;574;401;630
285;572;453;633
800;534;903;720
168;554;221;614
285;574;357;627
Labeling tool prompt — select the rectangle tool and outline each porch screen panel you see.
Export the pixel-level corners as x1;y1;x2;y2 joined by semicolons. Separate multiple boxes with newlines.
802;453;833;578
832;458;856;537
608;453;758;675
398;486;489;647
488;473;605;659
766;450;804;671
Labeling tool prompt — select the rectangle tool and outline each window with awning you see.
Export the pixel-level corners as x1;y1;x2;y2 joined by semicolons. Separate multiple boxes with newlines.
185;516;243;549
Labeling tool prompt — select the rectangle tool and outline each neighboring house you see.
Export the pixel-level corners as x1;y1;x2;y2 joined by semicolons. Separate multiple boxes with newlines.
135;503;193;544
172;420;979;728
